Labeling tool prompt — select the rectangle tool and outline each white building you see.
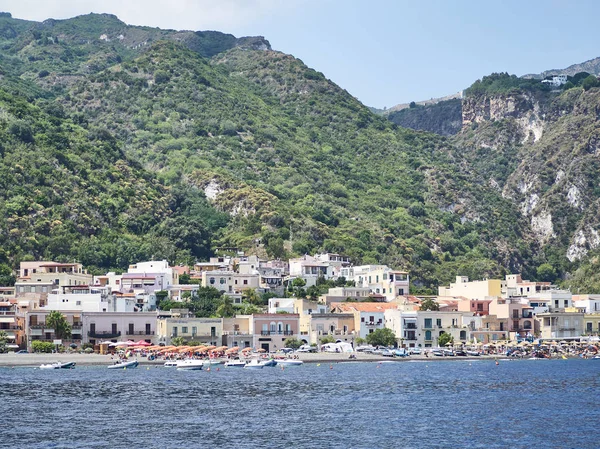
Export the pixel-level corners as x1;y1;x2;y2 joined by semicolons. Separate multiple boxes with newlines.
44;285;136;313
340;265;409;301
268;297;295;314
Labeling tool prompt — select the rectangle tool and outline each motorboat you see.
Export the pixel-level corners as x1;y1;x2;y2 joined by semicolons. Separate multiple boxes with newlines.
204;359;223;366
465;350;481;356
176;359;204;371
39;361;76;369
108;360;139;369
260;358;277;367
243;358;264;369
224;359;246;368
275;359;304;366
164;361;178;367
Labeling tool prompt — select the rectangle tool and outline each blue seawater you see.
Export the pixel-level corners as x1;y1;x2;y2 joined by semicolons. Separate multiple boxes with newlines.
0;359;598;448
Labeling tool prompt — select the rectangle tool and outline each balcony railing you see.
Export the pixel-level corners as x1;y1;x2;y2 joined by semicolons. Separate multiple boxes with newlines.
260;330;294;336
405;324;417;329
126;330;155;335
88;331;121;338
30;324;46;329
558;327;576;332
0;311;15;316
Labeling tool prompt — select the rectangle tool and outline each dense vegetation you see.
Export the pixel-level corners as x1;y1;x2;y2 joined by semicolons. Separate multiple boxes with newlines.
464;73;551;97
0;12;595;292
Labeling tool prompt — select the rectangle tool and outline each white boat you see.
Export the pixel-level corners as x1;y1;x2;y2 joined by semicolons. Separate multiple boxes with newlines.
243;358;264;369
261;358;277;367
164;361;178;367
224;359;246;368
275;359;304;366
39;361;76;370
108;360;139;369
176;359;204;371
204;359;223;366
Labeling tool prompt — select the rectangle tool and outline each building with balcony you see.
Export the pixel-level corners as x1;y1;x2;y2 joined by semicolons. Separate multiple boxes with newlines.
321;287;372;304
45;285;136;313
583;313;600;337
488;298;535;338
201;270;260;294
308;313;356;345
536;311;584;340
84;312;157;345
222;315;254;348
25;309;84;347
251;313;299;352
330;302;399;339
288;255;335;287
156;316;222;346
0;300;21;348
340;265;409;301
18;261;92;287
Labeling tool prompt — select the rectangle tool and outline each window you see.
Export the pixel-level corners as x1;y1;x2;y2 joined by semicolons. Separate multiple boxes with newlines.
209;277;215;285
220;278;226;284
398;288;404;295
128;323;134;334
361;317;365;322
172;326;178;337
376;275;379;283
424;318;432;328
436;318;442;328
383;288;386;294
192;326;197;335
563;300;568;307
369;316;374;323
146;323;151;334
76;301;81;306
243;280;248;285
383;273;387;280
425;330;432;340
182;327;188;334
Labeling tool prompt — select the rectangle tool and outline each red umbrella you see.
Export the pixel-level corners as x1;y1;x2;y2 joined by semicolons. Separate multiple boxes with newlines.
135;340;151;346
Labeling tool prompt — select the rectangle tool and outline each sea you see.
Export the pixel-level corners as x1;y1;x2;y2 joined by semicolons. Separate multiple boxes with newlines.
0;358;598;449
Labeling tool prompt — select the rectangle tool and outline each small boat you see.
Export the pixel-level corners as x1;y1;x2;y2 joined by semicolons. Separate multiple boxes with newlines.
465;350;481;356
176;359;204;371
108;360;139;369
275;359;304;367
224;359;246;368
39;361;76;370
260;359;277;367
204;359;223;366
244;358;264;369
164;361;178;367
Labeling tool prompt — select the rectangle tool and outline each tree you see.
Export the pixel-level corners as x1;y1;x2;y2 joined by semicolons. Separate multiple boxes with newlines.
420;298;440;311
243;288;262;306
582;75;599;91
537;263;557;283
216;296;235;318
0;330;7;353
171;336;185;346
365;328;397;347
46;311;71;340
179;273;192;284
319;335;336;344
354;337;366;346
284;337;302;349
438;332;453;347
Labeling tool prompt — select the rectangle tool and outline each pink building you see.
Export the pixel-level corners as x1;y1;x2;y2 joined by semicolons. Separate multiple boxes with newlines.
252;313;299;352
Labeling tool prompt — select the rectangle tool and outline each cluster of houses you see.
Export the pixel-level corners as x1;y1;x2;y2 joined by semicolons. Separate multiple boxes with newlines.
1;253;599;352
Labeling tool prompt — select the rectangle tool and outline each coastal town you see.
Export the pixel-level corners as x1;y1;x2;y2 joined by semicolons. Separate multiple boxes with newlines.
1;252;599;360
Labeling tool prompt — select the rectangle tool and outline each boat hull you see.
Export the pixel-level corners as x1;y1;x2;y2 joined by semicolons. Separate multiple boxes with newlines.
108;360;139;369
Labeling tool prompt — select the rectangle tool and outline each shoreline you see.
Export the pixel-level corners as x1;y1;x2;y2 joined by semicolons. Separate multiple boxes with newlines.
0;352;568;367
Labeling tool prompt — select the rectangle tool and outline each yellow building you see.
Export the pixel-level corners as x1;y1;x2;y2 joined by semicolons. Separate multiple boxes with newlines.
583;313;600;336
438;276;501;300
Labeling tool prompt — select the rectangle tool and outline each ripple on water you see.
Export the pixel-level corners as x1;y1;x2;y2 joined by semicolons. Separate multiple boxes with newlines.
0;360;598;448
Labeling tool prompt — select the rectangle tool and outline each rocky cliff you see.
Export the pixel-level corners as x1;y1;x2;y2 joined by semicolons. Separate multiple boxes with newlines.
387;98;462;136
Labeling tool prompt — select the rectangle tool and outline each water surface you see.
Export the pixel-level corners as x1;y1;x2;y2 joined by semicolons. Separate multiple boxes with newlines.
1;358;598;448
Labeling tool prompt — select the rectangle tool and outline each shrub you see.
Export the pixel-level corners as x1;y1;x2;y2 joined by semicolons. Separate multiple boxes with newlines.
31;340;55;353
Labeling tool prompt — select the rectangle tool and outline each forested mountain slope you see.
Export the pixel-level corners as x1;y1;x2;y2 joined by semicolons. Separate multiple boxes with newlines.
0;13;582;291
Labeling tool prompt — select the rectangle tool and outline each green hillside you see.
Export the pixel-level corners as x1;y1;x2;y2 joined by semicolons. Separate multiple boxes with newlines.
0;13;565;291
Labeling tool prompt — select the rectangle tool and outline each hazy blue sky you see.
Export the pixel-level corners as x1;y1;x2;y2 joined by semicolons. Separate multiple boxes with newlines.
1;0;599;108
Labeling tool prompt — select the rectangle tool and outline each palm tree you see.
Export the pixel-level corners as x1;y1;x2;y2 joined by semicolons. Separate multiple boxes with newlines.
46;311;71;340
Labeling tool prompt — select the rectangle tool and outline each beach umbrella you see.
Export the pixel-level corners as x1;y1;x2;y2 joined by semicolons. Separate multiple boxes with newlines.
256;348;266;353
241;347;253;353
135;340;151;346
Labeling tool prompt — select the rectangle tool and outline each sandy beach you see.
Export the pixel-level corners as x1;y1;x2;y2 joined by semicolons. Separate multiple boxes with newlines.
0;351;502;367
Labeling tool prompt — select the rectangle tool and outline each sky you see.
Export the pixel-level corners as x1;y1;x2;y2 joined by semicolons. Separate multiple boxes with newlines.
0;0;599;108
